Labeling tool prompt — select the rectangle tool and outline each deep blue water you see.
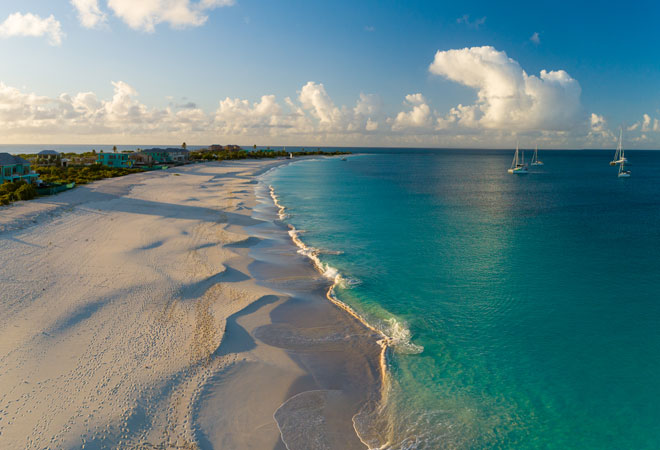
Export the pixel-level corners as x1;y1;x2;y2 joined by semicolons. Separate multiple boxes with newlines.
263;149;660;449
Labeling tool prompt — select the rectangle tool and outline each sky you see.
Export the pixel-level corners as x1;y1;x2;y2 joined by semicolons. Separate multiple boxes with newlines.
0;0;659;148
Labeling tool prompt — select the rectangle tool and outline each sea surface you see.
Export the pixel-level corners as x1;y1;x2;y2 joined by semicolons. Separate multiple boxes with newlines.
262;149;660;449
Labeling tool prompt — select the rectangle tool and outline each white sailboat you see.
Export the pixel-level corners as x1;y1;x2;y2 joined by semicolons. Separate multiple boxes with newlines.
618;160;631;178
507;143;528;174
531;144;544;166
610;129;628;166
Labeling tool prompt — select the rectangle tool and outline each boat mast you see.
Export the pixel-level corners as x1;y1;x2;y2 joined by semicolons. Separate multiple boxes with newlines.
511;142;519;168
533;144;538;163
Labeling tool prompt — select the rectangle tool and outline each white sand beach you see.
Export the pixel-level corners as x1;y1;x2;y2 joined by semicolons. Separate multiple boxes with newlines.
0;160;382;449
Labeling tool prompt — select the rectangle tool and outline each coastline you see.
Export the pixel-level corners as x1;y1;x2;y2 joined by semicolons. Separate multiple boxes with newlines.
267;184;392;446
0;159;383;449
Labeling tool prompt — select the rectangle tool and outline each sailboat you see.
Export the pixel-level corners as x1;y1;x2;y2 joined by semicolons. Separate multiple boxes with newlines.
531;144;544;166
618;160;631;178
610;129;628;166
508;143;529;174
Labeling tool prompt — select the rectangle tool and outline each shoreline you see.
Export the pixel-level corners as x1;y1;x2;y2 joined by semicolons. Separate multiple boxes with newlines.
267;184;392;445
0;158;383;449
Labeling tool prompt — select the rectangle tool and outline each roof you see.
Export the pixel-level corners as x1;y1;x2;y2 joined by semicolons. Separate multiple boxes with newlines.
38;149;60;155
142;148;190;154
0;153;30;166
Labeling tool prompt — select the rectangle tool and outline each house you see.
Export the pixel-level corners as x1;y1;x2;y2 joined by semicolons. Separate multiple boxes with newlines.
36;149;61;166
141;148;190;164
203;144;242;153
129;152;154;166
70;155;97;166
0;153;39;184
97;151;133;168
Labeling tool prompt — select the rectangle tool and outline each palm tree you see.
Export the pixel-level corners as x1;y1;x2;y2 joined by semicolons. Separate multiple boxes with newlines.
182;142;187;150
113;145;117;153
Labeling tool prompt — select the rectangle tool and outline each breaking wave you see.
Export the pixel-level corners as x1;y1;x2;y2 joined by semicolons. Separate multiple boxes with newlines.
269;185;423;356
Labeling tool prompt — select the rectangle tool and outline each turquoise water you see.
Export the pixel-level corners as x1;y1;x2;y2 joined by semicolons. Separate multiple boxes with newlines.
262;149;660;449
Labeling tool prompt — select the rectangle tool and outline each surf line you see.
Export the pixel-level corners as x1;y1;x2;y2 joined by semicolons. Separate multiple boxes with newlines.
268;184;394;449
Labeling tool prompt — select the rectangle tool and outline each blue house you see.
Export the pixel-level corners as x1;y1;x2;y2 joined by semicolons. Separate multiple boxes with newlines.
0;153;39;184
97;152;133;168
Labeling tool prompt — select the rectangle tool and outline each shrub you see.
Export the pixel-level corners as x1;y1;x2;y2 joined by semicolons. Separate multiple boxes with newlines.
0;180;36;205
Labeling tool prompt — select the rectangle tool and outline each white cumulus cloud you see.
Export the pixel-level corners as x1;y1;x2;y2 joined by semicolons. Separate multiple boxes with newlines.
429;46;582;131
107;0;235;32
71;0;107;28
298;81;345;128
0;12;64;46
642;113;652;132
391;93;432;130
586;113;615;145
214;95;285;134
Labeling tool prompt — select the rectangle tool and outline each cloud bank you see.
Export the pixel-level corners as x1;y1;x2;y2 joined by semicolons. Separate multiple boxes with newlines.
0;45;656;147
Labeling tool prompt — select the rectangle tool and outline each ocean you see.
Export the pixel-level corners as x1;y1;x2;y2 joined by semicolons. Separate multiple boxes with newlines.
261;149;660;449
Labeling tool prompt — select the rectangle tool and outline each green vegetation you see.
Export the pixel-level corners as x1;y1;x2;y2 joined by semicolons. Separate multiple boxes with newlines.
190;149;350;161
2;147;350;207
0;180;37;205
35;164;144;185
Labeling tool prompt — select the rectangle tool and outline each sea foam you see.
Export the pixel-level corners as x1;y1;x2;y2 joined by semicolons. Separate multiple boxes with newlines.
269;185;423;355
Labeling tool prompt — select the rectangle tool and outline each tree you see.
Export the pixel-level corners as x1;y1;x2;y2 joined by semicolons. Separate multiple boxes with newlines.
253;144;257;150
182;142;187;150
113;145;117;153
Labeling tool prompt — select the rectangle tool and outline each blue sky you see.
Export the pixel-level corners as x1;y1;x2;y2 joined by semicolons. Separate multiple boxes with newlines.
0;0;659;148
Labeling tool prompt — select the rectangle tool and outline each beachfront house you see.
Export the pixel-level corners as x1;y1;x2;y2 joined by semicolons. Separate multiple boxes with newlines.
141;148;190;164
36;150;62;166
70;155;97;166
129;152;155;166
97;151;133;168
0;153;39;184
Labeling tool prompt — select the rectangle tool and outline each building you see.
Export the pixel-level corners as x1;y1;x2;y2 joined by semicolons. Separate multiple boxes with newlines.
0;153;39;184
36;150;62;166
141;148;190;164
202;144;242;153
70;155;97;166
129;152;154;166
97;151;133;168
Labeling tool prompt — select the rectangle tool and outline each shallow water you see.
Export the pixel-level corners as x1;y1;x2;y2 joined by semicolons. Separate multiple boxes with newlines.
262;149;660;449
